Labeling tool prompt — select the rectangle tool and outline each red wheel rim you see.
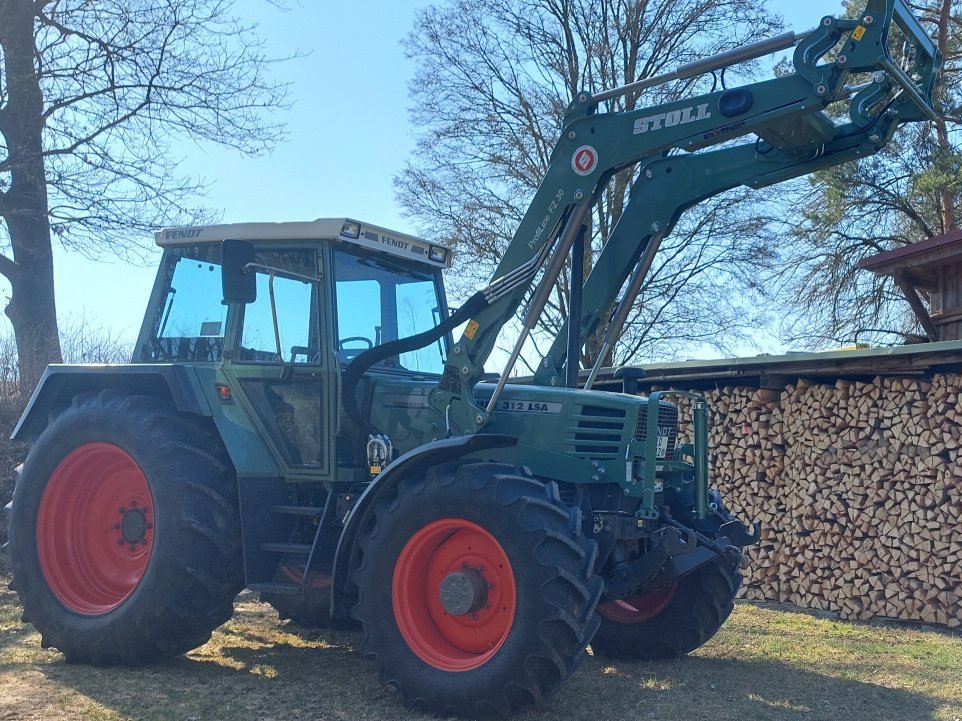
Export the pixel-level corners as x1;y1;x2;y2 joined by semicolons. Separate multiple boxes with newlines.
37;443;154;615
279;564;332;589
392;518;516;672
597;582;678;623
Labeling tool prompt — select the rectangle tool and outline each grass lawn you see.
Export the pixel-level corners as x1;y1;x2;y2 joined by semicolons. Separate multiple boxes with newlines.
1;582;960;721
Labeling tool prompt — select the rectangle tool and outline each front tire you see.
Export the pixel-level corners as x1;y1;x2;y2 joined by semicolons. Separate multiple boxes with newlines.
10;392;244;664
351;463;602;716
591;559;740;660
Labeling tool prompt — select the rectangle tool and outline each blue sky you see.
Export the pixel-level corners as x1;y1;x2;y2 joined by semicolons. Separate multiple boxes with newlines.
12;0;844;356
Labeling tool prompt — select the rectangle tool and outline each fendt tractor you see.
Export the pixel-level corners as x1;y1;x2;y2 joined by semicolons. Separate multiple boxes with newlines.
2;1;940;715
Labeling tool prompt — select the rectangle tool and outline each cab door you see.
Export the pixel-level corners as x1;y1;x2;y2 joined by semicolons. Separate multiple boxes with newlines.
223;246;333;480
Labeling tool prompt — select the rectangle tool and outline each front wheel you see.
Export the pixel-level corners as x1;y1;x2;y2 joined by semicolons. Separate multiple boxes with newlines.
351;463;602;716
591;559;740;660
10;392;244;664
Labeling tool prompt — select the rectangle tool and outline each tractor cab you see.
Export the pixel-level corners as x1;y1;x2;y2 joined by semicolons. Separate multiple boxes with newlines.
133;218;454;478
138;218;452;371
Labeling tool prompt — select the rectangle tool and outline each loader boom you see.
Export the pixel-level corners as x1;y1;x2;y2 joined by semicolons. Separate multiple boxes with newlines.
426;0;940;435
532;109;912;387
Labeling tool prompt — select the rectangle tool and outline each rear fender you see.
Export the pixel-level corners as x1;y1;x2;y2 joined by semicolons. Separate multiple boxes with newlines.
12;365;211;443
329;433;518;619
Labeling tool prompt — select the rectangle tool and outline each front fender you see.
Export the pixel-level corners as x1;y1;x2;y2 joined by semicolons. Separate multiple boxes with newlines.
329;433;518;619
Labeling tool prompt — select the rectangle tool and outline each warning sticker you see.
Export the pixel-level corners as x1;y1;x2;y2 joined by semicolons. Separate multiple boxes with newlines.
852;25;866;41
464;320;480;339
571;145;598;176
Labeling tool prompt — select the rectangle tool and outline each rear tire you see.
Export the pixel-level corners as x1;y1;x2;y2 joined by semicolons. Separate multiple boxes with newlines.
351;462;602;716
591;559;740;660
9;392;244;664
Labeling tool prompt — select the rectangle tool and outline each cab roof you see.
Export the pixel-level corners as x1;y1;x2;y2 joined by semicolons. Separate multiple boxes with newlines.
154;217;452;269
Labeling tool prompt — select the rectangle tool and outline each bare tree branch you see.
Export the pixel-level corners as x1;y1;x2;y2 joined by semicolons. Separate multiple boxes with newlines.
398;0;781;368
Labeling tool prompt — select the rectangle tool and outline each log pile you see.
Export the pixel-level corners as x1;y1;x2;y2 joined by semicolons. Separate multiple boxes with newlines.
670;372;962;628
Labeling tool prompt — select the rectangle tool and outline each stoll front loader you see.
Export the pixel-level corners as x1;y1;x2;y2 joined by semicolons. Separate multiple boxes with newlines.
2;1;939;715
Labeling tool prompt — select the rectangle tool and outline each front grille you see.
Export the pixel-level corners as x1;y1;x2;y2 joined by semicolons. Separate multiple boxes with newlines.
635;403;678;459
566;405;627;459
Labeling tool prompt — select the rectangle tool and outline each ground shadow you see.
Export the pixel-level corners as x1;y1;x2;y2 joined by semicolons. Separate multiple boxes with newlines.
35;633;947;721
1;583;951;721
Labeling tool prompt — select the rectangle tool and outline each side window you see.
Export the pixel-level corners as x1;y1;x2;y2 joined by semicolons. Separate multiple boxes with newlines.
145;245;225;362
237;250;319;364
160;259;226;340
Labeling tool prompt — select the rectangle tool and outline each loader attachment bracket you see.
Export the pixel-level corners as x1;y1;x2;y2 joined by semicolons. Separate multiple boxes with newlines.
718;519;762;547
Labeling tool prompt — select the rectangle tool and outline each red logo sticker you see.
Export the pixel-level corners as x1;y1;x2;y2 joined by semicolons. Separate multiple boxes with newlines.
571;145;598;176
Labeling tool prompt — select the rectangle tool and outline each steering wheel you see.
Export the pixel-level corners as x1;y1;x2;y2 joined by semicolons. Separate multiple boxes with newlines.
339;336;374;351
339;336;375;361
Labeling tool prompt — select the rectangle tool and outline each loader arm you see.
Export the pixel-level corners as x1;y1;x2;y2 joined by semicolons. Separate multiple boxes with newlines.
531;111;913;387
428;0;940;434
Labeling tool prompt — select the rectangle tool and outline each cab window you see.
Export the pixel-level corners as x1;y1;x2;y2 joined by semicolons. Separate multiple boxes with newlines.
332;248;446;374
143;244;225;362
237;249;319;363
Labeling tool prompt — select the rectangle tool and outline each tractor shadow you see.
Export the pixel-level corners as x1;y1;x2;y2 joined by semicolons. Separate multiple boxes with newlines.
34;630;944;721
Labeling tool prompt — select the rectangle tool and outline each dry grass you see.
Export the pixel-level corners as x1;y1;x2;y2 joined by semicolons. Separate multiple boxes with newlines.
1;583;960;721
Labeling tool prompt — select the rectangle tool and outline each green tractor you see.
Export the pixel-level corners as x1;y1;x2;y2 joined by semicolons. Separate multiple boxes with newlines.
3;1;940;715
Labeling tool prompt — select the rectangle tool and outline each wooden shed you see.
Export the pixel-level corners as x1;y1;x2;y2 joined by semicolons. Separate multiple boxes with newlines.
858;230;962;342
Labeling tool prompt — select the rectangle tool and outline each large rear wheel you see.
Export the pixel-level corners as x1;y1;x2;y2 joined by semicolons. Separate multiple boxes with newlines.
351;463;602;716
9;392;244;664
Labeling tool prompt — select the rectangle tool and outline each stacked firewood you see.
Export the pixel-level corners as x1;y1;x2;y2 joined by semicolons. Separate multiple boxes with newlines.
669;373;962;628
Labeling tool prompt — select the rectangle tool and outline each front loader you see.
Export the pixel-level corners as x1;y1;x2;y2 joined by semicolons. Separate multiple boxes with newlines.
3;1;940;716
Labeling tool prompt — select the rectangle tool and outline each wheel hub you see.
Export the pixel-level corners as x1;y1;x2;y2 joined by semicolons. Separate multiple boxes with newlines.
438;568;488;616
120;506;148;545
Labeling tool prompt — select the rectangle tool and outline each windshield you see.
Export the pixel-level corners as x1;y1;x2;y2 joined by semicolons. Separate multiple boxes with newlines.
333;248;447;374
141;245;226;362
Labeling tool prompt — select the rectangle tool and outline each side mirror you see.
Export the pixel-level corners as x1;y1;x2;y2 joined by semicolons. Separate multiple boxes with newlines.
221;239;257;304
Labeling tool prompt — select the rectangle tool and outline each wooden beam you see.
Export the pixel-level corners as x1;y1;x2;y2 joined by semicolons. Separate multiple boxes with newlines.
896;280;938;341
898;268;940;293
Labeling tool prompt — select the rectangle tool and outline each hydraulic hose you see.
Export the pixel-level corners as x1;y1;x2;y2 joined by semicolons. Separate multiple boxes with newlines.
341;289;489;435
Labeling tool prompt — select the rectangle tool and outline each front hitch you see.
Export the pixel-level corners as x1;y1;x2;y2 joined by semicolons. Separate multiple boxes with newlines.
604;525;699;599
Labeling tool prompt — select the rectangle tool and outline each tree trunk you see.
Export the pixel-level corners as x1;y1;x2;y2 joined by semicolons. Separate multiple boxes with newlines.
0;0;63;393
